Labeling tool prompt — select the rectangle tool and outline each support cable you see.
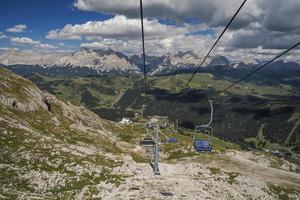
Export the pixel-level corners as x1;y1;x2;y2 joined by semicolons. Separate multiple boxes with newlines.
213;42;300;99
186;0;247;86
139;0;148;105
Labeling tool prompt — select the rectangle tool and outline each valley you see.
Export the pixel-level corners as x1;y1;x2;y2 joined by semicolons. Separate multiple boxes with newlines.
1;49;300;199
0;66;299;199
22;67;300;156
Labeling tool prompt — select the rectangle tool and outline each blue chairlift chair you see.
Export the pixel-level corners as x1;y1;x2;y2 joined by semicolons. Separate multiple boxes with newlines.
193;100;213;152
168;137;178;143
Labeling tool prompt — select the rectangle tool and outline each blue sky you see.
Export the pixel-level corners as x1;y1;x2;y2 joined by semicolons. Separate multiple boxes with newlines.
0;0;113;51
0;0;113;34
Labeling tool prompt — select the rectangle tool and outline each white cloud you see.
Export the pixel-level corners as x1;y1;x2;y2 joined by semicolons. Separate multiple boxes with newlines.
72;0;300;49
47;30;82;40
46;15;195;40
80;34;214;56
10;37;57;49
54;49;74;53
259;0;300;32
11;37;40;46
0;32;8;39
36;43;58;49
73;0;300;31
44;0;300;61
0;47;19;51
6;24;27;33
73;0;262;28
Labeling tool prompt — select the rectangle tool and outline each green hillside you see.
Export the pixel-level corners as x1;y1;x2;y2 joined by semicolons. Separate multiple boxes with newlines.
28;71;300;155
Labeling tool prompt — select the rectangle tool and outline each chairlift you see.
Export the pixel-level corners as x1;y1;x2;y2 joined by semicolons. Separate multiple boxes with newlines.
193;100;213;152
140;124;154;146
168;137;178;143
140;136;154;146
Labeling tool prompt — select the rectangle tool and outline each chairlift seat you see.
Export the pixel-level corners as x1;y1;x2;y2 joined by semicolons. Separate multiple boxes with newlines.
168;138;177;143
140;136;154;146
194;140;212;152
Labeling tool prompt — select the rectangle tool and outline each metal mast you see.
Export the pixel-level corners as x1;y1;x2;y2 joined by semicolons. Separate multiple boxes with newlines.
153;118;160;175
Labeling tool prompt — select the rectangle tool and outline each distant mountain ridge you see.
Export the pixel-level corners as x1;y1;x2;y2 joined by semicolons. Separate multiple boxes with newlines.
0;48;139;73
130;51;231;75
0;48;299;76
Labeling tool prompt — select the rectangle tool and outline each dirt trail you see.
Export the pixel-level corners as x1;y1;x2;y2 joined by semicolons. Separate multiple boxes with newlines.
285;115;300;145
109;162;273;199
104;152;300;199
111;90;124;108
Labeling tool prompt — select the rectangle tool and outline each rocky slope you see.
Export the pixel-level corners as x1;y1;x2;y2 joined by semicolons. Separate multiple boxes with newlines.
0;67;128;198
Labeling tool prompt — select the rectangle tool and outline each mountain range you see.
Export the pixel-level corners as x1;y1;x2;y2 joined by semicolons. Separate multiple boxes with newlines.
1;48;298;76
0;48;138;73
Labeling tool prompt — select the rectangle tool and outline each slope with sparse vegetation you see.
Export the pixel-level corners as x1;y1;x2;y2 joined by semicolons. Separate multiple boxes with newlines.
0;67;129;198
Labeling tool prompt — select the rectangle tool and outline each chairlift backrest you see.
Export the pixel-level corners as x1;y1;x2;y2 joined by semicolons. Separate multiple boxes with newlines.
193;100;214;151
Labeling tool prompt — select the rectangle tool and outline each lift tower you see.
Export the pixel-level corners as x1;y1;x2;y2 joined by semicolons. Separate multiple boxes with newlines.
148;116;168;175
153;118;160;175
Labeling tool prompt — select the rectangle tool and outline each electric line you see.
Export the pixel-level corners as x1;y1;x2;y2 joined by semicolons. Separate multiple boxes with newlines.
186;0;247;86
140;0;148;105
214;42;300;99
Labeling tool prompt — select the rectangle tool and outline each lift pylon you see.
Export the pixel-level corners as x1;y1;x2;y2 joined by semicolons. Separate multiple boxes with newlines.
153;119;160;175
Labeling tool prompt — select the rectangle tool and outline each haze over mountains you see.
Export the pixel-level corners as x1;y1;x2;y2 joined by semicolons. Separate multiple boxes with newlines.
1;48;299;76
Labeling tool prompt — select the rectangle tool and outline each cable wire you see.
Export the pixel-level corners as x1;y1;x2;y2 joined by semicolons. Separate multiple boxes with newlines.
214;42;300;99
186;0;247;86
139;0;148;105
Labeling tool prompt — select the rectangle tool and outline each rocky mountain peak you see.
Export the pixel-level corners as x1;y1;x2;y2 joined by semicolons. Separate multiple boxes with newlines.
0;48;139;73
176;50;199;59
207;55;230;67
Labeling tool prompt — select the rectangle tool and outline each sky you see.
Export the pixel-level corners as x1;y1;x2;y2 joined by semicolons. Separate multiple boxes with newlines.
0;0;299;62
